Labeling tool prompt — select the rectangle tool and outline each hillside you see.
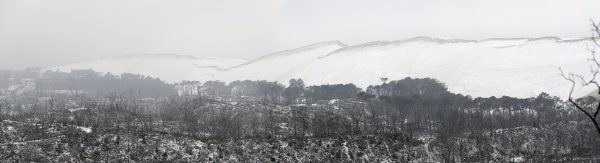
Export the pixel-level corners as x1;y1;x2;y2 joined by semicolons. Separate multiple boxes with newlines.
47;54;247;83
281;37;593;98
48;37;594;98
217;41;348;82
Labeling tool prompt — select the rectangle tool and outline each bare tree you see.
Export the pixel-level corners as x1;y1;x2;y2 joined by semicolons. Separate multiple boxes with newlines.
559;20;600;136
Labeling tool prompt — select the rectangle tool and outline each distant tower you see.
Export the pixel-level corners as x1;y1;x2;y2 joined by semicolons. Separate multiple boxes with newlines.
380;77;388;84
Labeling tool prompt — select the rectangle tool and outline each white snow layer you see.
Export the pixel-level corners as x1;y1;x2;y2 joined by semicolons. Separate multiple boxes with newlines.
47;54;247;83
48;37;596;99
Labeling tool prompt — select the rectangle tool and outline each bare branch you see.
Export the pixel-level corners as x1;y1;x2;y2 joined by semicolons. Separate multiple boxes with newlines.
591;19;600;47
559;68;577;100
587;46;600;67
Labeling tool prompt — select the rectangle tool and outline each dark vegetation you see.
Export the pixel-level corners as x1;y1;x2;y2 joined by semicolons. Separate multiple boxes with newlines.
0;69;599;162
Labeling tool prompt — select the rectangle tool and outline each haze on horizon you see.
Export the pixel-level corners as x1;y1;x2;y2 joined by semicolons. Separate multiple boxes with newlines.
1;0;600;69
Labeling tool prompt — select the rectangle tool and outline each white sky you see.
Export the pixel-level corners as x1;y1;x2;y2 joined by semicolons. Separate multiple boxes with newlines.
1;0;599;69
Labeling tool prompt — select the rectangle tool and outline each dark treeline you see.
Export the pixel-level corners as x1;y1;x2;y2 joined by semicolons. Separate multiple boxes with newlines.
14;69;176;98
0;70;599;162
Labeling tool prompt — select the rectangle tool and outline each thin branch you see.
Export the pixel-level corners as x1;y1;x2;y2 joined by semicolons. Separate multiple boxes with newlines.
574;71;600;91
559;68;577;101
591;19;600;47
587;47;600;67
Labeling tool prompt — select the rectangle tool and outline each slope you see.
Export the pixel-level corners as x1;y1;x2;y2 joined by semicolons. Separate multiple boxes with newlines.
287;37;593;98
217;41;348;82
47;54;247;83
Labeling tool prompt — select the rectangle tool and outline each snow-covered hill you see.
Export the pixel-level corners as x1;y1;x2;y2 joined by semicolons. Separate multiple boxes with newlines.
218;41;348;82
48;37;596;98
47;54;247;83
284;37;593;98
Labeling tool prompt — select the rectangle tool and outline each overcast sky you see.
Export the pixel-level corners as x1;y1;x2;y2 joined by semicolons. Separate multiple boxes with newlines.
1;0;600;69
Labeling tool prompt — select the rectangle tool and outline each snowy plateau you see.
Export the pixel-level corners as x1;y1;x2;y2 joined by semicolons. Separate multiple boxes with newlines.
49;37;595;99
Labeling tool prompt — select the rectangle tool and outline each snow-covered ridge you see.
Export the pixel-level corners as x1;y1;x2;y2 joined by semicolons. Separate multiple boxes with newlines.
285;36;593;98
47;53;247;83
217;41;347;82
327;36;589;56
106;53;200;60
226;41;347;70
47;36;595;98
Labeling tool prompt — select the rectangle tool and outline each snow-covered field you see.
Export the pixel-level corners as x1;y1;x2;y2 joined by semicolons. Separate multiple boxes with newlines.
49;37;594;98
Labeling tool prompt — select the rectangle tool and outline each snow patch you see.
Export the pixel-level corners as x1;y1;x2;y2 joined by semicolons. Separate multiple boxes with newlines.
511;156;525;162
328;99;340;105
6;126;14;132
76;126;92;133
68;107;87;112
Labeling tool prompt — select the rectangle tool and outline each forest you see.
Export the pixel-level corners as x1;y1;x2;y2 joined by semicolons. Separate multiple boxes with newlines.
0;69;599;162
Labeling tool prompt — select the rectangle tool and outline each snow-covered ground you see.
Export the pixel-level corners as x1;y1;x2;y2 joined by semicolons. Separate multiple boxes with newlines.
284;37;593;98
217;41;347;82
47;54;247;83
68;107;88;112
47;37;595;98
76;126;92;133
